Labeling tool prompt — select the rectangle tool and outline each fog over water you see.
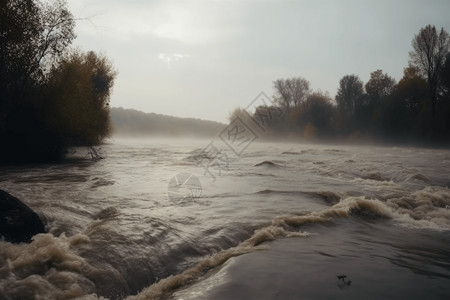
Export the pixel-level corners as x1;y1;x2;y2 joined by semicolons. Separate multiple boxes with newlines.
2;1;450;299
1;138;449;299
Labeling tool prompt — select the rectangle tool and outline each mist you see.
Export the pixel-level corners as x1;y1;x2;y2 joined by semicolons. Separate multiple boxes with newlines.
110;107;225;139
2;1;450;300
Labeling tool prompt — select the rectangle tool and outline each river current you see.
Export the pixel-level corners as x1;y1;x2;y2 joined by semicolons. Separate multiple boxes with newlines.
1;138;449;299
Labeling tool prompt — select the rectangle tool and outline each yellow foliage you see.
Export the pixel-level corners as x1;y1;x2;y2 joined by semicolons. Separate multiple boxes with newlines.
43;50;116;146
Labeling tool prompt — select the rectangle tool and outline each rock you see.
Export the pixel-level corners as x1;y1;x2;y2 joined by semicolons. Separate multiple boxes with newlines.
0;189;45;243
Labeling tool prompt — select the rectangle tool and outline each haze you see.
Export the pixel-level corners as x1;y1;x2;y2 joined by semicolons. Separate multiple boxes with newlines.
67;0;450;123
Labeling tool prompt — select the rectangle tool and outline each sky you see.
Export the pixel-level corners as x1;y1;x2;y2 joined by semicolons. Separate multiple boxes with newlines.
67;0;450;123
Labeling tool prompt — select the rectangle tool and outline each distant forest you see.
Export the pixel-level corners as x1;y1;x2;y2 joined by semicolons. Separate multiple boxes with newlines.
231;25;450;146
111;107;225;138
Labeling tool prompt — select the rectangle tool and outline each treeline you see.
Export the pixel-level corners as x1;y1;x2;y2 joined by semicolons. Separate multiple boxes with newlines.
0;0;116;164
232;25;450;146
111;107;225;138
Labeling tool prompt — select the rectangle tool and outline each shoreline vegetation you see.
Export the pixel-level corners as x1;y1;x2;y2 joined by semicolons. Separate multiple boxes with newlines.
229;25;450;149
1;1;449;165
0;0;116;164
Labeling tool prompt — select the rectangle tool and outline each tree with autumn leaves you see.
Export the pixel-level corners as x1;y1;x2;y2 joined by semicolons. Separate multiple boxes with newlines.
239;24;450;145
0;0;116;163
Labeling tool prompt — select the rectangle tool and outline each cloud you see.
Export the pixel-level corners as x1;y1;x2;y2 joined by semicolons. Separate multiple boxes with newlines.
66;0;450;123
158;53;190;68
69;0;242;44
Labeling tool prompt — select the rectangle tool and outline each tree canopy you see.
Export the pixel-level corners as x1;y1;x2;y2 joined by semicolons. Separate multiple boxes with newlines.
0;0;116;163
336;74;364;117
409;25;450;118
273;77;310;112
231;24;450;146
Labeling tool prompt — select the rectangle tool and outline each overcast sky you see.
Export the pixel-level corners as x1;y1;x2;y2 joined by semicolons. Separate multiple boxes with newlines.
67;0;450;123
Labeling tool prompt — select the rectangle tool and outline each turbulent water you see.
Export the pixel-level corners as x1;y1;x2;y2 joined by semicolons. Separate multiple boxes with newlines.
1;138;450;299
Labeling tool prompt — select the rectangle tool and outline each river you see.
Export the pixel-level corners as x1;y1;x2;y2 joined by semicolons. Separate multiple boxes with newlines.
1;138;449;299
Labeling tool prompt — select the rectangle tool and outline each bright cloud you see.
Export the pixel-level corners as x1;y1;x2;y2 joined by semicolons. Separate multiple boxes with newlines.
158;53;190;68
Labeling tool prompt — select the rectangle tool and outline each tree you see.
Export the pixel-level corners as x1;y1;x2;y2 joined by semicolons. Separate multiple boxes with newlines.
0;0;40;106
335;74;364;116
273;77;310;112
441;53;450;99
43;51;116;146
437;53;450;137
0;1;115;163
409;25;450;118
228;107;249;123
0;0;75;104
0;0;76;163
289;91;335;138
394;66;428;116
382;67;429;138
365;69;396;101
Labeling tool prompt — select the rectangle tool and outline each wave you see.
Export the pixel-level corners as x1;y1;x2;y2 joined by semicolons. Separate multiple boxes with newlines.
327;196;394;219
325;187;450;230
385;187;450;230
128;194;416;299
93;207;120;220
90;177;115;189
0;211;135;300
255;189;302;195
385;170;434;186
182;149;216;164
255;189;341;205
235;172;277;177
127;219;319;299
361;172;387;182
128;194;405;299
324;148;346;153
281;151;303;155
4;188;447;300
0;233;101;300
254;161;282;167
408;173;432;184
305;191;341;205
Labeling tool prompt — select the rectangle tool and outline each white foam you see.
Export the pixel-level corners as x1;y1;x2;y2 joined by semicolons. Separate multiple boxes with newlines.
0;233;104;299
326;187;450;231
386;187;450;230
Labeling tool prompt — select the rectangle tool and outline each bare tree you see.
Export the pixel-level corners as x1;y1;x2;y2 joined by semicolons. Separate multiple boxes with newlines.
409;25;450;117
273;77;310;111
35;0;76;78
0;0;75;105
286;77;310;107
273;79;292;111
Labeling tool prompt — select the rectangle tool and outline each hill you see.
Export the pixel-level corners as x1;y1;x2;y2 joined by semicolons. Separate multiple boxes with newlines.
110;107;226;138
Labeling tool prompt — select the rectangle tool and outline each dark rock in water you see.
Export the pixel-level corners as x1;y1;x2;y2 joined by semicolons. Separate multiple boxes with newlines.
0;190;45;243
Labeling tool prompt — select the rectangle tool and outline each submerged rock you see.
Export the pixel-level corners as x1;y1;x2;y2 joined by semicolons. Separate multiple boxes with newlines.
0;189;45;243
